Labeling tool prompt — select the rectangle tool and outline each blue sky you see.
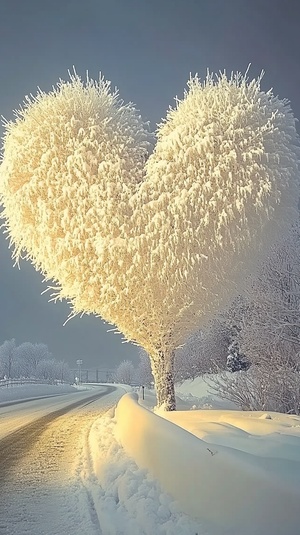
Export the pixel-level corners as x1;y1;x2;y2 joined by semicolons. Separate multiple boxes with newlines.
0;0;299;369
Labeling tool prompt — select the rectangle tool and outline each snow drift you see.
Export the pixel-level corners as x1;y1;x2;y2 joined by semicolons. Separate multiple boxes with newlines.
115;392;300;535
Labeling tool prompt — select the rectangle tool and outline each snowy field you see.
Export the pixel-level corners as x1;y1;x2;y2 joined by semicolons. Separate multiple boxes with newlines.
1;379;300;534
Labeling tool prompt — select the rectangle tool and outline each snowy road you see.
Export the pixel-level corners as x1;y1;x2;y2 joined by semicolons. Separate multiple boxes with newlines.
0;386;123;535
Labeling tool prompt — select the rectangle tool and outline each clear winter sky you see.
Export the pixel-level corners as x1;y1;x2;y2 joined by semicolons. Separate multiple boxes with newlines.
0;0;299;370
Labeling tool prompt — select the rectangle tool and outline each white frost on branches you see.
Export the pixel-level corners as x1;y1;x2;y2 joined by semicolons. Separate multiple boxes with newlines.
135;349;154;386
0;70;299;409
0;339;70;382
209;225;300;414
114;359;136;385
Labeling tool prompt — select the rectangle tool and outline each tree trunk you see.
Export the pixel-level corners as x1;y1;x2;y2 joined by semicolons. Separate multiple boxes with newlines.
151;350;176;411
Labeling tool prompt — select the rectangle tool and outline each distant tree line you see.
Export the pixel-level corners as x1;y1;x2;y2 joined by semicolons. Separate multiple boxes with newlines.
0;339;72;383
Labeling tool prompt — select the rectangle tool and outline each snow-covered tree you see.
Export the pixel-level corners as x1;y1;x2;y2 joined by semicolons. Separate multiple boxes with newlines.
135;350;154;387
14;342;52;377
174;319;230;382
0;339;16;378
0;338;70;382
216;296;251;372
55;360;72;383
0;70;299;409
209;225;300;413
174;331;205;382
115;359;136;385
226;345;250;372
36;358;57;382
239;225;300;369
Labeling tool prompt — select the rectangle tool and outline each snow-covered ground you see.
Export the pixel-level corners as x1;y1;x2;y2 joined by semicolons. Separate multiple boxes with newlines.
1;379;300;534
86;381;300;535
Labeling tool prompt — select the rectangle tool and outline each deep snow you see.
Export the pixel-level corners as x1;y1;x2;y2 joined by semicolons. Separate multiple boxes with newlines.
1;379;300;534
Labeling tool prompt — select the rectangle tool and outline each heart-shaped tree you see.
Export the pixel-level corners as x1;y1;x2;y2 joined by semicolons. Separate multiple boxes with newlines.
0;70;299;410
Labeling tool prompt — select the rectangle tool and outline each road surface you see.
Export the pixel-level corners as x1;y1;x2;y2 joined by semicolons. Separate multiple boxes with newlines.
0;386;122;535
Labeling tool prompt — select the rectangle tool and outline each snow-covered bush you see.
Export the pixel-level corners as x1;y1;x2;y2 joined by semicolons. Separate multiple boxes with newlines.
208;364;300;414
1;70;299;410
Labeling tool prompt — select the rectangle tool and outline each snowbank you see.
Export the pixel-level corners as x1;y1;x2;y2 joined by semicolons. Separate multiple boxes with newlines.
115;392;300;535
85;406;201;535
